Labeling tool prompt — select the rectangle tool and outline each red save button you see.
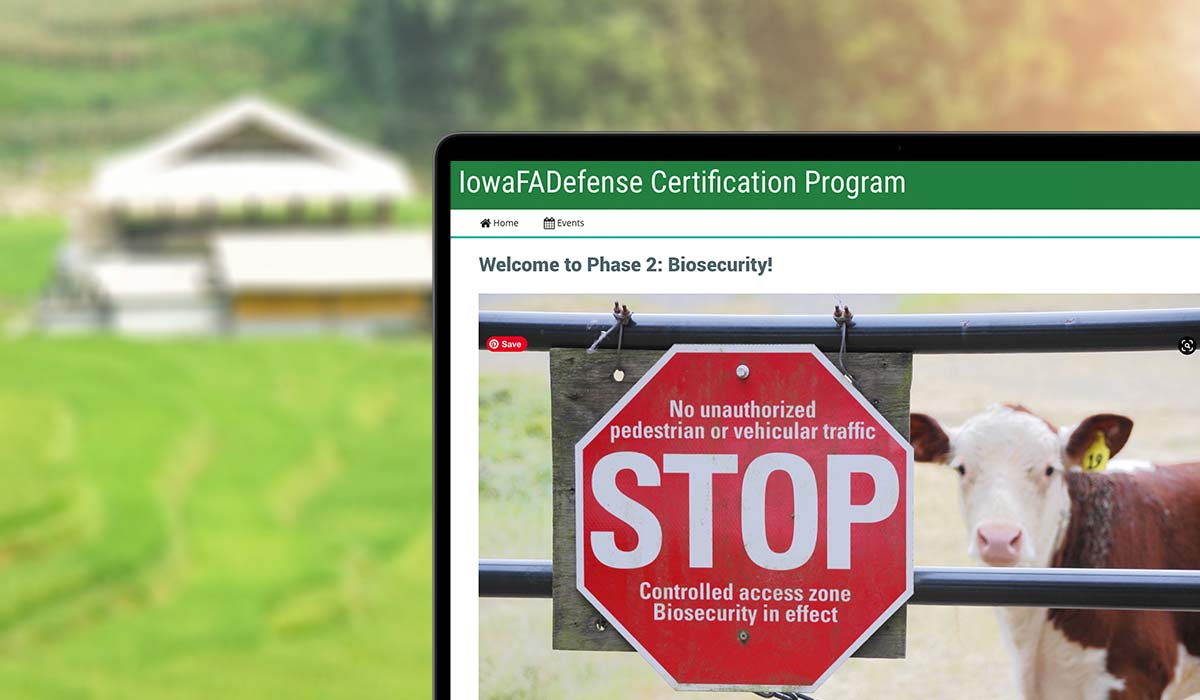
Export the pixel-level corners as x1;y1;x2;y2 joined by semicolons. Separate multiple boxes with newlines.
485;336;527;352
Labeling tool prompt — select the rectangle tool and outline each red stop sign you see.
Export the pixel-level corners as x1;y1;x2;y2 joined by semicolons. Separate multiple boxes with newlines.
576;345;913;691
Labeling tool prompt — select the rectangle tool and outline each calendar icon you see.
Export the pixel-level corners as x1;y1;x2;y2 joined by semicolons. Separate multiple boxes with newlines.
543;217;556;230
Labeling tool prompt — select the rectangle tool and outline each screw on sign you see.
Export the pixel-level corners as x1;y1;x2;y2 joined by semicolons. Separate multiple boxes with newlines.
576;345;913;692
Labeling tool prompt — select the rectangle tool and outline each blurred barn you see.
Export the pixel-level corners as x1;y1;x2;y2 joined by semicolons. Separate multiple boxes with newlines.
43;96;431;335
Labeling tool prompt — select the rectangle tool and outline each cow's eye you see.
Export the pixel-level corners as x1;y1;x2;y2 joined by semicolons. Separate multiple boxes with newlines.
954;464;966;476
1044;465;1055;477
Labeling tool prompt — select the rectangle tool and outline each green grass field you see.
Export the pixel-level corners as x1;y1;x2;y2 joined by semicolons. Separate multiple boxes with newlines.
0;215;433;698
0;336;432;699
0;215;62;313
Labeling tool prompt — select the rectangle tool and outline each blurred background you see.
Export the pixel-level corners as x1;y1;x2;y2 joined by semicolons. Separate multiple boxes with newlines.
1;1;1198;698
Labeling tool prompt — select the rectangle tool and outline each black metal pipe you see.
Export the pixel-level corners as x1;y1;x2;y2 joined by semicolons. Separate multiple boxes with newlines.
479;560;1200;611
478;308;1200;353
479;559;554;598
910;567;1200;610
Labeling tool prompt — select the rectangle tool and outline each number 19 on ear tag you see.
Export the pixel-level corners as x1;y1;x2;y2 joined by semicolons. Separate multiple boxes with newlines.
1082;431;1110;471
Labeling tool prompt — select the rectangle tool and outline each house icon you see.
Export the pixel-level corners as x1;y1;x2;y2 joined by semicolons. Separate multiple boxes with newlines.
480;218;491;228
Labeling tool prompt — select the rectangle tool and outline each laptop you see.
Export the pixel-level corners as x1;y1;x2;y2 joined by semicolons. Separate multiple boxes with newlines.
435;134;1200;698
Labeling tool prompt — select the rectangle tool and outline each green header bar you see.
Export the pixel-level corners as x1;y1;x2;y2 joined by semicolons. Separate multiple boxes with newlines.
451;161;1200;209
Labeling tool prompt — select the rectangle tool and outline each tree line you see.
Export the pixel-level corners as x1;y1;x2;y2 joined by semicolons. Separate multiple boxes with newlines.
312;0;1200;167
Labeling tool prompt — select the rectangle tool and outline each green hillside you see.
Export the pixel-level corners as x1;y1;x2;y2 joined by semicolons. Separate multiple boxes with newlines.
0;216;62;299
0;0;346;179
0;335;432;699
0;212;433;698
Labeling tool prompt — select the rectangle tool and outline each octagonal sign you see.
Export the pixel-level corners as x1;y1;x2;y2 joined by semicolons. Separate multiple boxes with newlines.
576;345;913;691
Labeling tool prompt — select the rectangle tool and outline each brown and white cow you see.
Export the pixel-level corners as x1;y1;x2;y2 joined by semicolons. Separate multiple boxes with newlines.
910;404;1200;700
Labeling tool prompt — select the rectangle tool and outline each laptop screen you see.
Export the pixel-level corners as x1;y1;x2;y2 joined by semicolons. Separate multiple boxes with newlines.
437;135;1200;697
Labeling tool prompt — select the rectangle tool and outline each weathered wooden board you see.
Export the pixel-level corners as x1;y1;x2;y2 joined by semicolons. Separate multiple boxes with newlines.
551;348;914;658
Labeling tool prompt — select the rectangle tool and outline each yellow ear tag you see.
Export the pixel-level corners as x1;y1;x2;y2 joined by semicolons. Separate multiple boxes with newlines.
1081;430;1110;472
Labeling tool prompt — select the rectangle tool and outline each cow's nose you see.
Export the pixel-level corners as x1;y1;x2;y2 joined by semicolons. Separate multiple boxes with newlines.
975;524;1024;566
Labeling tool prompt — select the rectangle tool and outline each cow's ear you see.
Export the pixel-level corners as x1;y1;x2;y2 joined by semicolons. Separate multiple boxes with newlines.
1065;414;1134;464
910;413;952;463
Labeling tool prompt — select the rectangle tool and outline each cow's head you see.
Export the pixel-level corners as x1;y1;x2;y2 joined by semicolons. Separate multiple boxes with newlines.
910;405;1132;567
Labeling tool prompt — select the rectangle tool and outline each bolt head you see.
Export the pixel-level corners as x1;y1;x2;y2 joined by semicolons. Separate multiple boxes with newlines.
736;364;750;380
